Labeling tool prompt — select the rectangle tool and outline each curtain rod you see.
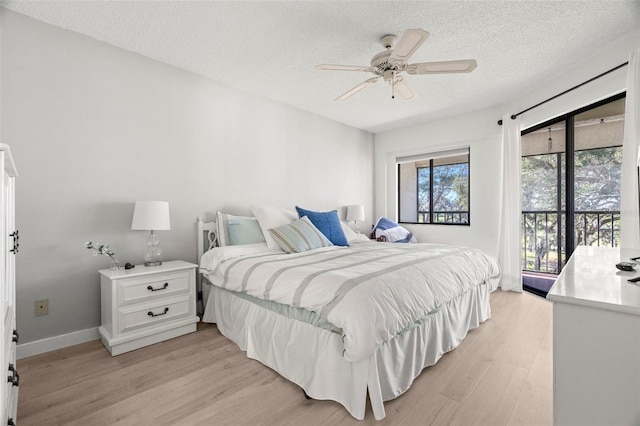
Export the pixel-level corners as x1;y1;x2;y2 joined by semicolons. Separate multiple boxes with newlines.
497;61;629;126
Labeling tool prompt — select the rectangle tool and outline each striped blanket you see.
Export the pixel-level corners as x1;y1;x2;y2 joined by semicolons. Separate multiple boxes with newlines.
201;241;499;362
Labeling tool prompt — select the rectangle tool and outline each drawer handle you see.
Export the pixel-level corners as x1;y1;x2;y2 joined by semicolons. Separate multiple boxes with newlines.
12;329;18;344
9;230;18;254
7;364;19;387
147;283;169;292
148;307;169;317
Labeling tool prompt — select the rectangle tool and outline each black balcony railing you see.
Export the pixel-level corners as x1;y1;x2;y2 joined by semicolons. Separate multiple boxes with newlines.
522;210;620;274
417;211;469;224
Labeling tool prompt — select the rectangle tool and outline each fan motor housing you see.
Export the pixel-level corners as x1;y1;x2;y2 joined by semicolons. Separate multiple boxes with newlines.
370;51;402;75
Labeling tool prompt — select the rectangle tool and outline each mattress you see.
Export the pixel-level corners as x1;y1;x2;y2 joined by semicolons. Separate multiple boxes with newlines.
202;277;342;334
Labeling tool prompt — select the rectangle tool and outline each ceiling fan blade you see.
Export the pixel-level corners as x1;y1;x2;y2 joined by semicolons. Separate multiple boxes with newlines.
406;59;478;75
389;29;429;63
335;77;380;101
316;64;373;72
393;77;416;100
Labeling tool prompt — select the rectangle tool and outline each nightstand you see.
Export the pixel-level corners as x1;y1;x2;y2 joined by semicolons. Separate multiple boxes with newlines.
98;260;199;356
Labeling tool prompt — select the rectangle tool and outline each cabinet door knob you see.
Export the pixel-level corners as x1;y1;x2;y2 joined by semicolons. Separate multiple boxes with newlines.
147;283;169;292
12;329;18;343
147;307;169;317
8;418;15;426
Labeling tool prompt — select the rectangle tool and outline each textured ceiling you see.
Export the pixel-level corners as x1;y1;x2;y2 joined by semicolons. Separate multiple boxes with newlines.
2;1;639;133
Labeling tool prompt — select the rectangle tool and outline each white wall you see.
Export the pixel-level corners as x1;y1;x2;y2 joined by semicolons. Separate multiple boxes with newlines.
0;10;374;347
512;29;639;131
374;28;640;258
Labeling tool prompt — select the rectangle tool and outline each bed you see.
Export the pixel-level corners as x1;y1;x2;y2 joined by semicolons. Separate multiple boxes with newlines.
197;211;499;420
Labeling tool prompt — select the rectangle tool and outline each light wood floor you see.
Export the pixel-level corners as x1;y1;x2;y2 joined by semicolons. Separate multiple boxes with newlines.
17;290;552;425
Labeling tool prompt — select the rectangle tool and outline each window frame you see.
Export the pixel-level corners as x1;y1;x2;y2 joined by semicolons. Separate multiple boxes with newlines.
521;91;625;273
397;147;471;226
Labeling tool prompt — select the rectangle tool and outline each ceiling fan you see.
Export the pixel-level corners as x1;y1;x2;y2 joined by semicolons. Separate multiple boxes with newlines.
316;29;477;101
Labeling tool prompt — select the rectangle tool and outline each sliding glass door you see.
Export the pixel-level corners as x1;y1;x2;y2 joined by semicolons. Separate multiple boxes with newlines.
521;94;625;293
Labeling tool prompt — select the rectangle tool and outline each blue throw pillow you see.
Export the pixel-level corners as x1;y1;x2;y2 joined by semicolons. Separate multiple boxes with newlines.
295;206;350;247
372;217;417;243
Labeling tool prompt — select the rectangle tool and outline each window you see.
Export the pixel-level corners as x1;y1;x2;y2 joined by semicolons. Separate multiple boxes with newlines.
398;147;470;225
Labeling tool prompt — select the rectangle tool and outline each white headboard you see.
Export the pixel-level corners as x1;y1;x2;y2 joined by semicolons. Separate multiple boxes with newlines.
197;217;218;262
196;217;218;316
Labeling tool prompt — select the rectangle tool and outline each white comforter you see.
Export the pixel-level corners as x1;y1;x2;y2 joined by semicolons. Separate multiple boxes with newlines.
200;241;499;362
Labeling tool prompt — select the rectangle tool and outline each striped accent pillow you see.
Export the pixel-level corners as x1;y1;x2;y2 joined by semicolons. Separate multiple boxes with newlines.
268;216;333;253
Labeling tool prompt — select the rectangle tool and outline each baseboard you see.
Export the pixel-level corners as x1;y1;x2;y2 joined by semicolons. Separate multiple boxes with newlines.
17;327;100;359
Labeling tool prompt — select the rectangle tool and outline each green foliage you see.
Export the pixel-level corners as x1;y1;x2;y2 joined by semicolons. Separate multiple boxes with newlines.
574;147;621;211
522;154;561;211
85;241;116;260
521;146;622;273
418;163;469;217
418;167;429;212
522;147;621;212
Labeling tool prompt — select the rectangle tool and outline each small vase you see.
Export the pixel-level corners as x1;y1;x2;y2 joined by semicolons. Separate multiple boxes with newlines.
109;257;121;270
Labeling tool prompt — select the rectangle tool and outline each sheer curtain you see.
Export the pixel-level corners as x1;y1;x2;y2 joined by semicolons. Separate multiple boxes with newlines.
620;49;640;251
497;115;523;292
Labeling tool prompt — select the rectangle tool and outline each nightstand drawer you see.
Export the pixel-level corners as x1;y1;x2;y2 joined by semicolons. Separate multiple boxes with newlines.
118;295;191;334
117;271;190;305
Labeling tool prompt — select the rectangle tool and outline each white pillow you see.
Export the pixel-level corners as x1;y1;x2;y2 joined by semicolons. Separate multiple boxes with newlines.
228;218;265;245
341;221;371;242
216;211;257;247
340;221;358;242
250;204;298;250
352;233;371;242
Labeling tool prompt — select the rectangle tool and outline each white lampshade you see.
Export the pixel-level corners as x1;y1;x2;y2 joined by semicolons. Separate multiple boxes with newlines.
346;205;365;222
131;201;170;231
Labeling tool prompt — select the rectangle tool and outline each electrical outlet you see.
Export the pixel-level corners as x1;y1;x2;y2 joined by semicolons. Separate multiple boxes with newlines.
35;299;49;316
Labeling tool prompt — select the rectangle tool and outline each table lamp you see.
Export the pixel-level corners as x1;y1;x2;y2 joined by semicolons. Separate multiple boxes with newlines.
131;201;170;266
346;205;365;234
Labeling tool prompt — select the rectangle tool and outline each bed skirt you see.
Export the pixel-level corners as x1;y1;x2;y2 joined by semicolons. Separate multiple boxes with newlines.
202;281;491;420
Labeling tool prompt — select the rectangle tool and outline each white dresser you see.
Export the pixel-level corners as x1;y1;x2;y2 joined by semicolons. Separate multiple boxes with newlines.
0;145;18;425
547;245;640;425
99;261;199;356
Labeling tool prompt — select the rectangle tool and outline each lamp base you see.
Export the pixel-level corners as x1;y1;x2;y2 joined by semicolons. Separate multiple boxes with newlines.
350;221;361;234
142;230;163;267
